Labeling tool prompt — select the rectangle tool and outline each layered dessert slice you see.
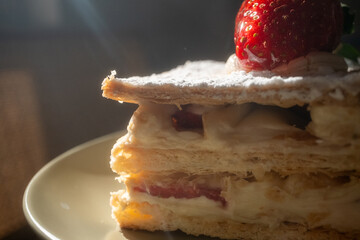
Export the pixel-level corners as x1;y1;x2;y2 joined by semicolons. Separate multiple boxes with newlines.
101;0;360;239
102;60;360;240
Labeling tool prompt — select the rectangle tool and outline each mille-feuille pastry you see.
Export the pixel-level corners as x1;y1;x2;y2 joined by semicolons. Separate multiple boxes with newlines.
102;0;360;239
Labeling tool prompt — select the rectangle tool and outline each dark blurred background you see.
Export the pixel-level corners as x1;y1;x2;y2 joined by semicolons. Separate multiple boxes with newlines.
0;0;359;239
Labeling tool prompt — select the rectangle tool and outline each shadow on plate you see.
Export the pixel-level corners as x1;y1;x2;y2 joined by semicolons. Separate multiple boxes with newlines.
105;228;222;240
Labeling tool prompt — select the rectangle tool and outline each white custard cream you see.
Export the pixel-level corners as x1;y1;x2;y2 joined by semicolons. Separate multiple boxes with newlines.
124;102;355;155
127;103;301;150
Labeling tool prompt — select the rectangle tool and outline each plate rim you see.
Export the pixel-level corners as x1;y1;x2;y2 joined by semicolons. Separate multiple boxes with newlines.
22;131;124;240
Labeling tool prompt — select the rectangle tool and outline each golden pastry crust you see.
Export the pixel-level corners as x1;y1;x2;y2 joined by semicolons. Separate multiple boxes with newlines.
111;139;360;176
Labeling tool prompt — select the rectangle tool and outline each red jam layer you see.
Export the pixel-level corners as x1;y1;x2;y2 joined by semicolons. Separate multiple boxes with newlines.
171;110;203;132
133;184;227;207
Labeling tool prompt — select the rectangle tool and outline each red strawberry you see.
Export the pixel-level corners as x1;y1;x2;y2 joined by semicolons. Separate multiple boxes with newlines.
171;110;203;132
234;0;343;71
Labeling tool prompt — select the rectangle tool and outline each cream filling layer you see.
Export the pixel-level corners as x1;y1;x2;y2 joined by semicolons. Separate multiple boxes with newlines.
124;102;354;157
123;176;360;232
127;102;306;150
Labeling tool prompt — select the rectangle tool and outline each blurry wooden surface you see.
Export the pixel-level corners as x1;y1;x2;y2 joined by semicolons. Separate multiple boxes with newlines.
0;71;46;239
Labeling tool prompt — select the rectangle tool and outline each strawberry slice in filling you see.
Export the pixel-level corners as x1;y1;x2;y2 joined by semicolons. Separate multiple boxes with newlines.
133;183;227;207
171;110;203;132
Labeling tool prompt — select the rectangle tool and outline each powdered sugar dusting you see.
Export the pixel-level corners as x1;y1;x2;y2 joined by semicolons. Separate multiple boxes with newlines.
109;60;360;105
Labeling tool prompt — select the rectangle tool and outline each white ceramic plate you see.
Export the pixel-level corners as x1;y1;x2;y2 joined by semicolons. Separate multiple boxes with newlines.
23;132;216;240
